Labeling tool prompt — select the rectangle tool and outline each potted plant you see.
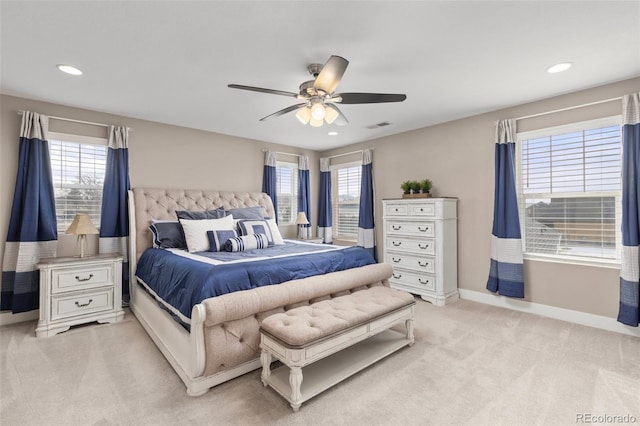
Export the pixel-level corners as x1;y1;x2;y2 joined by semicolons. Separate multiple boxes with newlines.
419;179;433;195
409;180;421;194
400;181;412;195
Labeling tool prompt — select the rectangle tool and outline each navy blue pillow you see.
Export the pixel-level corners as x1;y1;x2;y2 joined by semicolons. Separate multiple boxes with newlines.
149;221;186;249
236;219;274;245
176;208;226;220
227;207;264;220
207;229;238;252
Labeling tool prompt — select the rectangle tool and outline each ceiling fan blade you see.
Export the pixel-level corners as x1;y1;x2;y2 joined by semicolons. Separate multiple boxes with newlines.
228;84;298;98
259;103;308;121
337;93;407;104
325;104;349;126
313;55;349;94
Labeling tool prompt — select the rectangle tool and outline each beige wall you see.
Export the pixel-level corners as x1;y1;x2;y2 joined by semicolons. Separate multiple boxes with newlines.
320;77;640;320
1;77;638;322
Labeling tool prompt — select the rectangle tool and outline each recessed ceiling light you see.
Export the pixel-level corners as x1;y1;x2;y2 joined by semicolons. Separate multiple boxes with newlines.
57;64;83;76
328;131;338;136
547;62;572;74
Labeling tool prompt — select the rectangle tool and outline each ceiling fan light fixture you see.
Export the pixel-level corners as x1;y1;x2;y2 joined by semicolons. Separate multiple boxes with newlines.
296;107;311;125
324;106;339;124
309;117;324;127
311;102;326;120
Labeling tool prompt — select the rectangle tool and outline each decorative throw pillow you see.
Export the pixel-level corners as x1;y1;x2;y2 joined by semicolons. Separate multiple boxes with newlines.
179;215;235;252
265;218;285;245
226;206;265;220
149;221;186;249
225;233;269;252
236;219;274;245
176;208;226;220
207;229;238;252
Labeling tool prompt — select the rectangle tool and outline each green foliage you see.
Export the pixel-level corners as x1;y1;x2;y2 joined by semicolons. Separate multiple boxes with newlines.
419;179;433;193
400;181;412;194
409;180;422;193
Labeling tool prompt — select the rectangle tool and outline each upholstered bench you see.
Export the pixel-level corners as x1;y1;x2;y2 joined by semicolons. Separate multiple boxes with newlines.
259;286;416;411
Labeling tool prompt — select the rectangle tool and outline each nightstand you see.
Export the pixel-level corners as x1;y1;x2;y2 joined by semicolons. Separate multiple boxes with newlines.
35;253;125;337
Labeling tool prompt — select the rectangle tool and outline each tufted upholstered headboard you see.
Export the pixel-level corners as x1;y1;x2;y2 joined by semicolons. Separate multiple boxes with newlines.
129;188;275;262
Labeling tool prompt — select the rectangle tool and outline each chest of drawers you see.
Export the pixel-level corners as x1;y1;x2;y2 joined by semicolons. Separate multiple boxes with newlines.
36;254;124;337
382;198;458;305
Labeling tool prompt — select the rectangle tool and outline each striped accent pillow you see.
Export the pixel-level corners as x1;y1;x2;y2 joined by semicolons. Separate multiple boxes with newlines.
207;229;238;252
225;233;269;252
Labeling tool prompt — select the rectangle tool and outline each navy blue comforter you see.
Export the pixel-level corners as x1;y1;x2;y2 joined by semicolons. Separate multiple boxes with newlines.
135;242;375;326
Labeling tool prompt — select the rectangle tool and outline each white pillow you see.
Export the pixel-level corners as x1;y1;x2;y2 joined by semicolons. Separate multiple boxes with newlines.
179;215;235;252
266;218;284;245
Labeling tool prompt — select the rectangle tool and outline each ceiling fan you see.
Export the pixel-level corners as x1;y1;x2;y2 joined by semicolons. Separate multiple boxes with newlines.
228;55;407;127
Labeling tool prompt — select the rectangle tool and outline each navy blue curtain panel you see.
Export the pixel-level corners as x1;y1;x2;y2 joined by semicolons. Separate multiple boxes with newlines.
1;112;58;313
486;119;524;298
618;93;640;327
262;150;278;223
298;155;311;239
99;126;131;300
318;158;333;243
357;149;376;261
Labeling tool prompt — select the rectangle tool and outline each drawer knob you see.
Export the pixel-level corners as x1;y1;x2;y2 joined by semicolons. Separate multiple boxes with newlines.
392;225;402;231
393;273;402;279
418;278;430;285
392;257;402;263
418;243;429;249
75;299;93;308
75;274;94;282
418;261;429;267
394;208;399;212
392;241;402;247
418;226;429;232
420;208;424;212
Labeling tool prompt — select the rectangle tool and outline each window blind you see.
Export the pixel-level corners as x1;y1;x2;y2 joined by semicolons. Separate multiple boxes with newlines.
49;140;107;232
332;165;361;238
276;162;298;223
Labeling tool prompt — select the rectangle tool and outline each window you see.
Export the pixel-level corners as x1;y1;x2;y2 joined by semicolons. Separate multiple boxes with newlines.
331;161;361;240
276;160;298;223
49;132;108;233
517;116;622;264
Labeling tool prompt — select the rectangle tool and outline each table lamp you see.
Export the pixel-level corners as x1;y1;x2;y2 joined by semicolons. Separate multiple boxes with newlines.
295;212;310;239
66;213;99;258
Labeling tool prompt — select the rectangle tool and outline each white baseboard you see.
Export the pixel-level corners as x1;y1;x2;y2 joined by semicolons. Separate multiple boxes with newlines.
0;310;38;327
458;289;640;338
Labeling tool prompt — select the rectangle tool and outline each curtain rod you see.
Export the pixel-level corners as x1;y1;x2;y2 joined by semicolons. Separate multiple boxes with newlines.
326;148;374;160
262;149;302;157
513;97;622;122
17;110;127;130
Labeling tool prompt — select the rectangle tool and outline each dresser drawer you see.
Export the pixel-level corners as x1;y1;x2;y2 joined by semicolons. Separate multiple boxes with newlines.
390;269;436;292
385;236;436;255
52;265;113;294
51;289;114;321
385;252;435;274
407;203;436;217
385;221;435;237
385;203;408;216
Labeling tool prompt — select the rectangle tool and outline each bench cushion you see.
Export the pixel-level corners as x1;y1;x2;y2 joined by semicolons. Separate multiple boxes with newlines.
260;286;415;347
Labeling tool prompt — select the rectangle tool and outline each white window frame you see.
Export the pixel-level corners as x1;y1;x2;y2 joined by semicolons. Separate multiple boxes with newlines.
275;160;298;225
48;131;108;234
330;160;362;242
515;115;622;269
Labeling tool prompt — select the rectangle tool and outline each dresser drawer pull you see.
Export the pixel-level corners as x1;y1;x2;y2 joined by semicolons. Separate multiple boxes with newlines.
392;257;402;263
392;273;402;279
392;225;402;231
392;241;402;247
420;208;424;212
418;278;430;285
75;299;93;308
418;243;429;249
418;261;429;267
418;226;429;232
75;274;94;282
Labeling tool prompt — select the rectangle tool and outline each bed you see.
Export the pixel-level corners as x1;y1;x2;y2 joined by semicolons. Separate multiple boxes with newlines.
127;188;394;396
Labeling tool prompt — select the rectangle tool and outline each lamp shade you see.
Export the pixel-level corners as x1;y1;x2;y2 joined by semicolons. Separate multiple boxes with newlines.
65;213;99;235
295;212;309;225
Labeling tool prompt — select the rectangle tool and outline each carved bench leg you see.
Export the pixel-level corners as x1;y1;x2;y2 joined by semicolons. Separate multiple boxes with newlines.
289;366;303;412
406;318;415;346
260;349;272;386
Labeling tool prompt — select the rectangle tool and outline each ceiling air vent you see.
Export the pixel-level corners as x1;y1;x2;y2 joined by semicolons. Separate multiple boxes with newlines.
366;121;391;129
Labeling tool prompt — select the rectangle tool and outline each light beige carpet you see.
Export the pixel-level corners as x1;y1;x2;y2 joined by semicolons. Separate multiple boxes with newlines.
1;298;638;426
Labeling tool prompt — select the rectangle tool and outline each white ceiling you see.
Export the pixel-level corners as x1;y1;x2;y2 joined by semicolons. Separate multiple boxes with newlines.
1;1;639;151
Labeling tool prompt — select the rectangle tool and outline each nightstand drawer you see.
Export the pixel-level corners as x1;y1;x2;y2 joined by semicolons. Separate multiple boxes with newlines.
52;265;112;293
51;289;114;320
